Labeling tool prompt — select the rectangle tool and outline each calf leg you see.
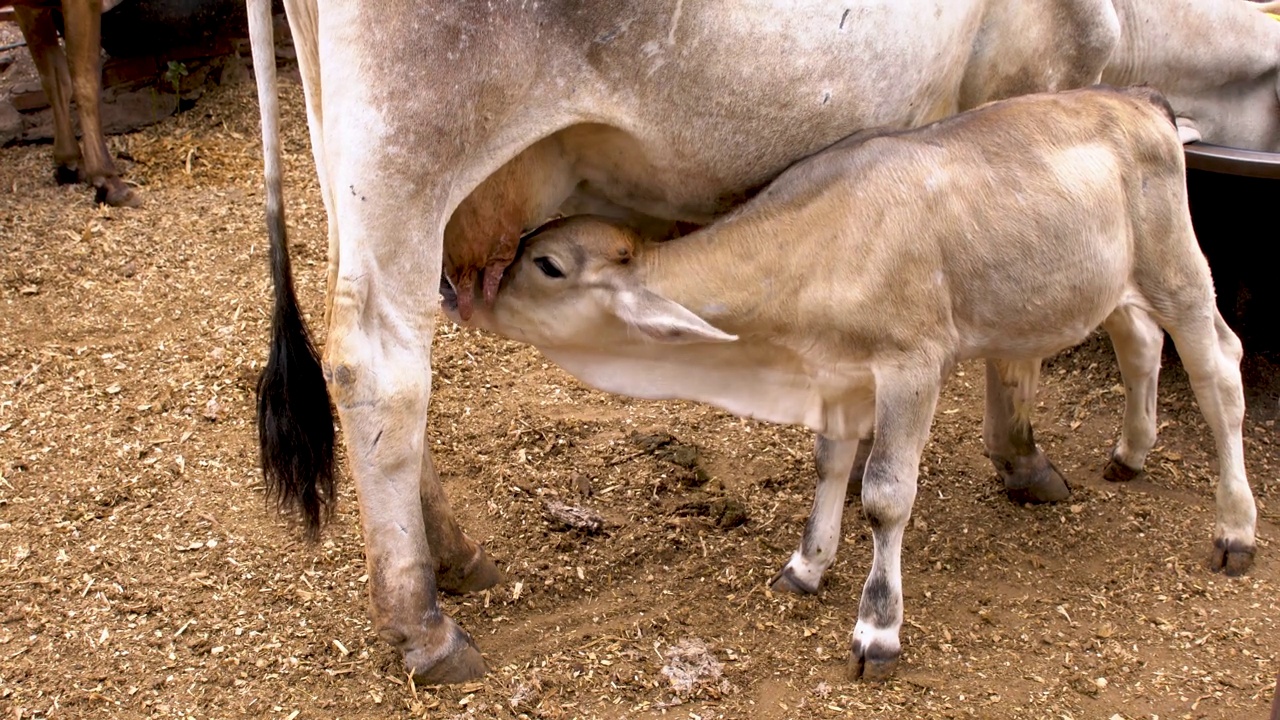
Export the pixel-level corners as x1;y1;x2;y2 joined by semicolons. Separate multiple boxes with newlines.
419;449;502;595
983;359;1071;504
770;435;862;595
13;7;82;184
849;364;940;681
1102;306;1164;481
845;434;872;500
1163;309;1254;575
60;0;138;207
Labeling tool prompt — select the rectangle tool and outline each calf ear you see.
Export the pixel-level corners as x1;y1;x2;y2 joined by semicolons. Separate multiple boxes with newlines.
1175;117;1202;145
612;288;737;344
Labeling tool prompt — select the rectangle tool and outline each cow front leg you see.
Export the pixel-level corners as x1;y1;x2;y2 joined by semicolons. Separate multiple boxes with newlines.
60;0;138;207
771;435;862;595
419;448;502;595
326;273;484;684
849;364;940;681
13;7;82;185
983;358;1070;504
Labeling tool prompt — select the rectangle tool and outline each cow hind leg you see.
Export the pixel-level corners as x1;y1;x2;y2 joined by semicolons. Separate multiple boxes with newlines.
326;266;484;684
1101;305;1164;481
13;7;82;185
771;435;862;595
849;364;940;682
61;0;138;207
983;359;1071;504
419;449;502;595
1162;308;1255;575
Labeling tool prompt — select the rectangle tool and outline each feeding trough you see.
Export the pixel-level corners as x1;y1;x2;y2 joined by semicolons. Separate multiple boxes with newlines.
1183;142;1280;355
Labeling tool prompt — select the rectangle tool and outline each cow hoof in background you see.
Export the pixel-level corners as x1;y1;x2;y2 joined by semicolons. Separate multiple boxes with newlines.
848;624;900;682
993;451;1071;504
94;180;142;208
1210;537;1255;577
54;164;82;186
437;545;502;596
769;565;820;596
400;617;487;685
1102;453;1143;482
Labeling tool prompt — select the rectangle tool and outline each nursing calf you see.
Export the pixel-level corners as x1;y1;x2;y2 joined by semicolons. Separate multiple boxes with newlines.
453;86;1258;680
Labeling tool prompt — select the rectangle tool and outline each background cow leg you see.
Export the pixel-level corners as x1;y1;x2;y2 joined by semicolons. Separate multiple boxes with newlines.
771;435;862;595
60;0;138;207
1101;305;1163;481
419;448;502;595
13;7;82;185
845;434;872;500
983;358;1071;504
849;363;940;682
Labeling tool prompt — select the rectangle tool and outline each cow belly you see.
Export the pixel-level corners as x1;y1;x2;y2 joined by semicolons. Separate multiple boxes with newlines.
556;1;985;221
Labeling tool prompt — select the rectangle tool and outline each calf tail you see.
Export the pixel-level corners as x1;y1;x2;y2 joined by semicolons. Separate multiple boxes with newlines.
1126;84;1178;128
248;0;335;536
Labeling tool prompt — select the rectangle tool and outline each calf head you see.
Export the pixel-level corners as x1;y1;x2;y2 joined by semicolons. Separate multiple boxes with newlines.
443;216;735;348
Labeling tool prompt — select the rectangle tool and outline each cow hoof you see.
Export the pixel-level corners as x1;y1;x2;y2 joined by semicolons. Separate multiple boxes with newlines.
848;636;899;682
403;618;487;685
769;566;819;595
438;545;502;596
1210;537;1255;577
1102;454;1143;483
95;182;142;208
996;452;1071;504
54;165;82;185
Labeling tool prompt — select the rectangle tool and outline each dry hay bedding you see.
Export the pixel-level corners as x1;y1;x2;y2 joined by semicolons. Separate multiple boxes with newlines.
0;78;1277;720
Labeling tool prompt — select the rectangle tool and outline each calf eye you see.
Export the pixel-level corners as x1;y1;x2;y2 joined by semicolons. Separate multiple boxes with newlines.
533;256;565;278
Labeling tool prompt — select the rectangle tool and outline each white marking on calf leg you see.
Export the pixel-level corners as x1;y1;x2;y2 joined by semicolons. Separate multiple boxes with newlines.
1163;309;1255;575
849;365;940;682
1102;305;1164;481
982;359;1070;504
771;435;861;595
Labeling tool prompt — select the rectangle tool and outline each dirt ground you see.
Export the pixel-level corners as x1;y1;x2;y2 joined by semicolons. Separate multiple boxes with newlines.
1;77;1278;720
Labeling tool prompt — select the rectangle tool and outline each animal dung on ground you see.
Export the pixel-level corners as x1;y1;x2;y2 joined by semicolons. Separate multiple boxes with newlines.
661;637;728;697
541;500;605;534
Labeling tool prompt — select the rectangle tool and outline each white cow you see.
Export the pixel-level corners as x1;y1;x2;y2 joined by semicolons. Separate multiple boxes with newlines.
245;0;1275;685
1105;0;1280;151
454;86;1258;680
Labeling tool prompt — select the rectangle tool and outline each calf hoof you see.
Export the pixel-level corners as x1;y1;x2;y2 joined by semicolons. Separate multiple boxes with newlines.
54;164;82;185
438;545;503;596
402;618;487;685
1210;537;1256;577
995;452;1071;504
848;636;899;682
1102;454;1143;483
95;181;142;209
769;566;819;595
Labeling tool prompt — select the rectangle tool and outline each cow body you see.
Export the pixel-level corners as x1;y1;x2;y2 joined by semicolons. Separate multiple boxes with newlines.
247;0;1279;685
248;0;1129;684
12;0;139;207
1105;0;1280;151
458;86;1257;680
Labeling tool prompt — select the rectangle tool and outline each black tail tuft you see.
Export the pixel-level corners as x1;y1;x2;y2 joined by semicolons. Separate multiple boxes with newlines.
256;200;336;538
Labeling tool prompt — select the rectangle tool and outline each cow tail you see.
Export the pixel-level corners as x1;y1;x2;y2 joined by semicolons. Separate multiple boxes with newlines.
248;0;335;537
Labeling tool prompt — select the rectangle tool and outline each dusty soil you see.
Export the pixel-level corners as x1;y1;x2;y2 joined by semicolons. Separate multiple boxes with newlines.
1;77;1278;720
